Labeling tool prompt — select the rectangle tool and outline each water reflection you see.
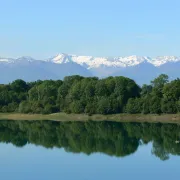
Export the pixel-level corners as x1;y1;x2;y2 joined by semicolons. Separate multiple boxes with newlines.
0;120;179;160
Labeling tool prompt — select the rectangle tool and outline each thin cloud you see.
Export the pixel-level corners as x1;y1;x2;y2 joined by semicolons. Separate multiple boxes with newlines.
135;33;165;40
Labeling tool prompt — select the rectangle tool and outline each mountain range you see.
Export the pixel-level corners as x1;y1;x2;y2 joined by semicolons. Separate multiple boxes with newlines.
0;54;179;85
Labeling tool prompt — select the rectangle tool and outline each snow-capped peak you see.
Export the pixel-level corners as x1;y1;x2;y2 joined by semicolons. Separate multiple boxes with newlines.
16;56;36;62
0;54;180;68
50;53;72;64
45;54;180;68
0;57;14;63
151;56;180;66
50;54;154;68
113;55;151;67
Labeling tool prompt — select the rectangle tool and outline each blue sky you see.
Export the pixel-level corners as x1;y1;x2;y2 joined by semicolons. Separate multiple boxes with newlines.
0;0;180;59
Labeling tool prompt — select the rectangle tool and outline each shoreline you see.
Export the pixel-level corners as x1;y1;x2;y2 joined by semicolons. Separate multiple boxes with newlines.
0;113;180;124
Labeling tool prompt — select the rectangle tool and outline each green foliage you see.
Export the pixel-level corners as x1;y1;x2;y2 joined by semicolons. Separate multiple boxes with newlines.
161;98;177;114
19;101;31;113
141;95;151;114
177;100;180;112
151;74;169;89
10;79;29;92
126;98;142;114
141;84;152;96
149;96;161;114
97;97;111;114
43;104;59;114
0;74;179;114
70;101;84;113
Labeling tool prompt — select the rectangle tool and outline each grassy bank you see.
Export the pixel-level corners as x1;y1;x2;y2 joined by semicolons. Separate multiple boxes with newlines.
0;113;180;124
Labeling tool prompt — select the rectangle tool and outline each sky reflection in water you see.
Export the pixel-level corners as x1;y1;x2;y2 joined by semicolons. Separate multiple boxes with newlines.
0;120;179;180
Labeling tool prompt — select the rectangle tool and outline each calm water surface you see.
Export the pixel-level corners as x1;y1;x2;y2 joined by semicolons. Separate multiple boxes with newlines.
0;120;179;180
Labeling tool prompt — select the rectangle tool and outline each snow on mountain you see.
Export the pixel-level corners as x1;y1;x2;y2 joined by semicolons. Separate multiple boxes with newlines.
0;57;14;63
16;56;37;62
0;58;10;62
49;54;111;68
112;55;151;67
0;56;37;64
72;56;115;68
1;54;180;68
151;56;180;66
48;53;72;64
48;54;180;68
0;54;179;85
49;54;151;68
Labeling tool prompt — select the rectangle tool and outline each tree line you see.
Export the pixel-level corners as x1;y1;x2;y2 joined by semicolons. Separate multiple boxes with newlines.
0;120;179;160
0;74;179;114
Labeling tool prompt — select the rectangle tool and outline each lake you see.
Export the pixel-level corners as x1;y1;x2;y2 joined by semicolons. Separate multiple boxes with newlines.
0;120;179;180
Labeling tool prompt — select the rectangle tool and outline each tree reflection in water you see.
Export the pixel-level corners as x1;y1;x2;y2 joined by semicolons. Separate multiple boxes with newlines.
0;120;179;160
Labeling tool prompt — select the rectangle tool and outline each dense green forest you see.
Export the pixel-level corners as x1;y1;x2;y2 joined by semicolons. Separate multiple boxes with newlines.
0;120;179;160
0;74;179;114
